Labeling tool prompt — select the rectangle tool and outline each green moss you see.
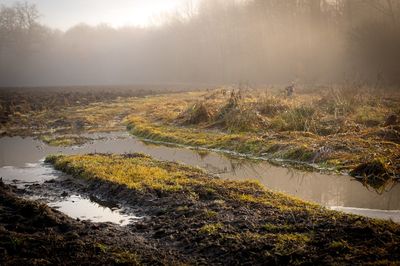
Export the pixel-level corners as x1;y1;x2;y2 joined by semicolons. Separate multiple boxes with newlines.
203;209;218;218
199;223;224;235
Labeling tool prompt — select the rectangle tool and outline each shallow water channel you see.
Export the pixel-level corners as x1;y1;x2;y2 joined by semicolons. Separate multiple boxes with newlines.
1;132;399;223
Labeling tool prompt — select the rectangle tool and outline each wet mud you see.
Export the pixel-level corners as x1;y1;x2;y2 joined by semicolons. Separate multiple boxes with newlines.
0;182;187;265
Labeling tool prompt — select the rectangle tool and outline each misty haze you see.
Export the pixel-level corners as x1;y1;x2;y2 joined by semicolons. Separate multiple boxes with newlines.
1;1;400;265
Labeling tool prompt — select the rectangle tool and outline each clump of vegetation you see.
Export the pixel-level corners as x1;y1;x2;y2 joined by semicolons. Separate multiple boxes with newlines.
179;89;266;132
354;106;386;127
179;101;215;125
221;106;266;133
272;105;318;132
318;86;363;116
256;93;289;116
174;86;395;136
198;223;224;235
350;159;396;191
350;159;392;179
368;127;400;144
44;153;400;265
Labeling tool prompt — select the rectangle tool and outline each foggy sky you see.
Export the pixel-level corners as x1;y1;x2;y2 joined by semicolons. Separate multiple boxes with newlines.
1;0;399;87
0;0;198;29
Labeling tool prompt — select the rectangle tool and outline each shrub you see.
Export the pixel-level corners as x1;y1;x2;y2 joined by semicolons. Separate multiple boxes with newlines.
180;101;214;125
256;95;289;116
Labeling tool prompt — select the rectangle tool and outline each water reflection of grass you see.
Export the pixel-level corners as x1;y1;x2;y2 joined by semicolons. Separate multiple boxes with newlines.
39;135;93;147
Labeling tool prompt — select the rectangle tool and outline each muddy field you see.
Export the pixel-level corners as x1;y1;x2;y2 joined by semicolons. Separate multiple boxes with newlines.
0;86;195;136
1;86;400;265
2;153;400;265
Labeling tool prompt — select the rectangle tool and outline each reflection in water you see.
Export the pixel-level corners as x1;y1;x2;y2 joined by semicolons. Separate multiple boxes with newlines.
0;132;399;222
357;176;398;195
219;160;400;211
48;195;139;226
0;162;65;187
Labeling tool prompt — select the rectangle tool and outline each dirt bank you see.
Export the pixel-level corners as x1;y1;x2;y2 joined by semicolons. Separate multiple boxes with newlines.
44;153;400;265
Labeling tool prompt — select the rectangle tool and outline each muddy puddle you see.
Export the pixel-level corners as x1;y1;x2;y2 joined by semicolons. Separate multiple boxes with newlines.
1;132;399;223
0;162;58;186
27;192;139;226
0;160;141;226
48;195;139;225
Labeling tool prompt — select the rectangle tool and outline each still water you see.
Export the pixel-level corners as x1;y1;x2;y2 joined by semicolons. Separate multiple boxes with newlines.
0;132;399;223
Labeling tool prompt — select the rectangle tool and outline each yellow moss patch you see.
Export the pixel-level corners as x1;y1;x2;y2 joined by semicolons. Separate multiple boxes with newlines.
46;154;201;192
198;223;224;235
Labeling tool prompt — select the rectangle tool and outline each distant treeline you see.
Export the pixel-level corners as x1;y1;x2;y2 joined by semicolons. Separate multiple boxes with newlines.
0;0;399;87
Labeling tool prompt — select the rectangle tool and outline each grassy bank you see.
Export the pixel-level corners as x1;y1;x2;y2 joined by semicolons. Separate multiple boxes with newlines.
128;116;329;164
126;87;400;184
2;86;399;183
46;153;400;265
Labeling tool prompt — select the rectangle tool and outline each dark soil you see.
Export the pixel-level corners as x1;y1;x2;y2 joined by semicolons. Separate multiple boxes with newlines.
0;181;187;266
73;179;400;265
